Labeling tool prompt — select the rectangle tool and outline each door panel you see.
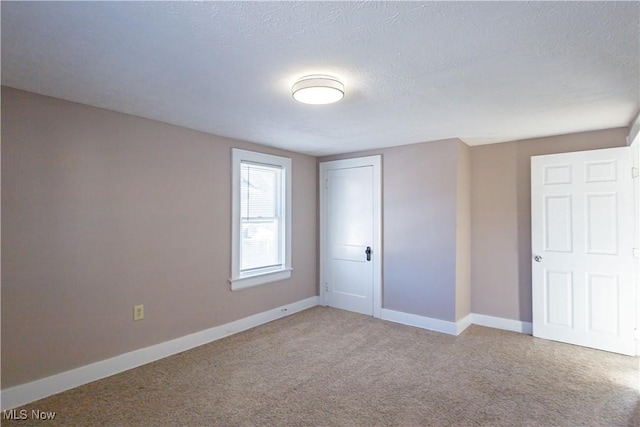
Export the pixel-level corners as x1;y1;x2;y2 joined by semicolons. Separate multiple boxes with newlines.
585;193;617;254
586;273;619;335
544;195;573;252
543;164;572;184
585;160;617;182
544;270;573;328
532;147;635;355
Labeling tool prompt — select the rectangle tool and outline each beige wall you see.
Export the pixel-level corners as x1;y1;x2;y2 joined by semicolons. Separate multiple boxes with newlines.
3;86;631;390
320;138;468;322
470;128;628;322
1;87;318;388
455;141;471;321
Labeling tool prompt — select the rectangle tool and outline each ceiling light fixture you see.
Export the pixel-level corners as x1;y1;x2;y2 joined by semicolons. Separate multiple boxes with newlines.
292;75;344;105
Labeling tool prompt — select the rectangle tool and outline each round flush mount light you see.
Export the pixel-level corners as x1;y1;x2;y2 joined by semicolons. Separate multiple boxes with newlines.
292;75;344;105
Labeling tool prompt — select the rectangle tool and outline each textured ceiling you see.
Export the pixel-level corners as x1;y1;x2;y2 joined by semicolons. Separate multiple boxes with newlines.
2;1;639;155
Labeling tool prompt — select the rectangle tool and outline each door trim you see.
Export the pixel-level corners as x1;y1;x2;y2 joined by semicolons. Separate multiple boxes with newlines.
319;155;382;318
630;132;640;356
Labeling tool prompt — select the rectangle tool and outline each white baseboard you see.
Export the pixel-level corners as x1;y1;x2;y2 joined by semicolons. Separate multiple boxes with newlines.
381;309;469;336
471;313;533;335
380;309;530;337
456;313;473;335
0;296;319;411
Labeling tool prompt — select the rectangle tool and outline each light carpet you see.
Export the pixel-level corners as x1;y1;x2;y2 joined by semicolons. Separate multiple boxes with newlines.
2;307;639;426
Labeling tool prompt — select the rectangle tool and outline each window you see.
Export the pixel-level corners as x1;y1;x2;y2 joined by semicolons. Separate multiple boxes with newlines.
230;149;292;290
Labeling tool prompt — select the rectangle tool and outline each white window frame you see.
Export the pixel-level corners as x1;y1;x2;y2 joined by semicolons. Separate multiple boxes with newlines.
230;148;292;290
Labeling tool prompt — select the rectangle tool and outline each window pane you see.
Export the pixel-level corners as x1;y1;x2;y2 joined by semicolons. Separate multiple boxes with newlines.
241;163;280;219
240;219;281;271
240;162;282;273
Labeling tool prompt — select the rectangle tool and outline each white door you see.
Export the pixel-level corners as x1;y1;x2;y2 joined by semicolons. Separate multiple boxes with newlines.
531;147;636;355
320;156;382;317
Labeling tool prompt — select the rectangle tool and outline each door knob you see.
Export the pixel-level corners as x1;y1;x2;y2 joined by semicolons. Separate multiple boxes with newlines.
534;255;542;262
365;246;372;261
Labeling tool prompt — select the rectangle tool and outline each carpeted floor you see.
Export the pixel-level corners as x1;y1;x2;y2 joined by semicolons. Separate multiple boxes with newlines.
2;306;639;426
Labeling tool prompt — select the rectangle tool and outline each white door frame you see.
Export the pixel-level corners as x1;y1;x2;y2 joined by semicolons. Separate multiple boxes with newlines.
629;131;640;354
319;156;382;318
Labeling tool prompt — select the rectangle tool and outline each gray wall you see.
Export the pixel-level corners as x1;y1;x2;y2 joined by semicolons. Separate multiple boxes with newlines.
469;128;628;322
320;138;470;322
1;87;318;388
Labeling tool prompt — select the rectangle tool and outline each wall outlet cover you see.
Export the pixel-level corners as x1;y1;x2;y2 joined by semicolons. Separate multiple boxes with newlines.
133;304;144;321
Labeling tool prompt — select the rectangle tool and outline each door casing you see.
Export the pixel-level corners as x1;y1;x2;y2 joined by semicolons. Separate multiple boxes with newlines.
319;156;382;318
629;132;640;355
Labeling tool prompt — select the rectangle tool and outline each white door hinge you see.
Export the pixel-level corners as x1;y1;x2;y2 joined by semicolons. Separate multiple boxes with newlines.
632;167;639;178
325;282;329;292
633;248;640;258
635;329;640;340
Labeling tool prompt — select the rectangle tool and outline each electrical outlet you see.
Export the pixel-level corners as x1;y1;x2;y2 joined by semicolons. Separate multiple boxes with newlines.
134;304;144;321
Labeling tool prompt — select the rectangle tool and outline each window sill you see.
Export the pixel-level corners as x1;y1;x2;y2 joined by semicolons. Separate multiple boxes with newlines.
229;268;292;291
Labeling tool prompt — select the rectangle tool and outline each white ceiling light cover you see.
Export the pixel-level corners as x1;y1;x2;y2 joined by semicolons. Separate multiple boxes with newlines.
292;75;344;105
